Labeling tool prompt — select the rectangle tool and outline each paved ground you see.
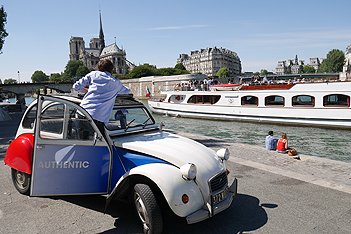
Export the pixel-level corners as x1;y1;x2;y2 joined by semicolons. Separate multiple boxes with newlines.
1;130;351;233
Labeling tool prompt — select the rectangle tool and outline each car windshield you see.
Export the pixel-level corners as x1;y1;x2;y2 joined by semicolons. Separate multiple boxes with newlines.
106;106;155;131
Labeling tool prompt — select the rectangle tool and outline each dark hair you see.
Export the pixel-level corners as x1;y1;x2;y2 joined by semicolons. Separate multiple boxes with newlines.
268;131;273;136
97;59;114;73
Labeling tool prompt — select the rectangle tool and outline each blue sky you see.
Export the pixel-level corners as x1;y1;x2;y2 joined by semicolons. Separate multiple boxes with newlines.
1;0;351;82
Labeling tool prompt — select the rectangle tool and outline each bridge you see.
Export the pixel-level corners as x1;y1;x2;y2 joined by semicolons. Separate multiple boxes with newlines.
0;82;73;110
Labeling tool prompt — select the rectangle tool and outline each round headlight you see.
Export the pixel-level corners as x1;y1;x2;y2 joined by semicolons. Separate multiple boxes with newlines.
217;148;230;160
180;163;197;180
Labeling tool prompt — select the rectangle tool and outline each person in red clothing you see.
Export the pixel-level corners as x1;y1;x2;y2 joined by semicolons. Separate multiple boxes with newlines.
277;133;289;153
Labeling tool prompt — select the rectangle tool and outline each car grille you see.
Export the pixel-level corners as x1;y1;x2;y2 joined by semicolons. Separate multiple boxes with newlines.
209;172;228;193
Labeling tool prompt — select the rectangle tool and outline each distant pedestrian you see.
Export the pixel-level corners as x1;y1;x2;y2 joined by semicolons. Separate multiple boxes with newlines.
277;133;289;153
265;131;277;150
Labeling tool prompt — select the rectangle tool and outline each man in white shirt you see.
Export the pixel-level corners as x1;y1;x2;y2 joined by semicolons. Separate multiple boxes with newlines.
72;59;130;134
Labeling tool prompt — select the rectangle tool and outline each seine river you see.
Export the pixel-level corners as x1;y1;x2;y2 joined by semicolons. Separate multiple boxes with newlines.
142;101;351;163
10;97;351;163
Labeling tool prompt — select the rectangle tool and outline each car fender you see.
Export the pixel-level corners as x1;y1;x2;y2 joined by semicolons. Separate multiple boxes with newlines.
4;133;34;174
109;163;206;217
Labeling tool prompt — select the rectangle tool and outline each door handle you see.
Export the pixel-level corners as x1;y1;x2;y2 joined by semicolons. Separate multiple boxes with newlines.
36;145;44;149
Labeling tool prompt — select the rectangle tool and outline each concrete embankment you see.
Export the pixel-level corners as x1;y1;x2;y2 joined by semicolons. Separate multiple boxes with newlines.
177;131;351;195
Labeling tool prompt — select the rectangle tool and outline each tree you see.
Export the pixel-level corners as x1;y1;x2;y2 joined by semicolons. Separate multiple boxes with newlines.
174;63;186;70
49;73;63;82
260;69;268;76
302;65;315;73
76;65;90;78
31;70;49;83
319;49;345;73
216;67;229;78
0;6;8;53
0;79;2;84
127;64;158;78
4;78;17;84
64;60;84;81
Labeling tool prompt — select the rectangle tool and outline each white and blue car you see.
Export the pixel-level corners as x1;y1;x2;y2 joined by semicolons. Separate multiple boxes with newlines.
5;94;237;233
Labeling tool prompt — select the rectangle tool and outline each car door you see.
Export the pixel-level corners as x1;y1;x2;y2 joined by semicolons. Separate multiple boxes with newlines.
30;96;111;196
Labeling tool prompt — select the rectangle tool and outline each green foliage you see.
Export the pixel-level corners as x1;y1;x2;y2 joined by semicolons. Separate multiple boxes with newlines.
127;63;190;78
64;60;85;81
31;70;49;83
127;64;158;78
319;49;345;73
174;63;186;70
260;69;268;75
76;65;90;78
216;67;229;78
302;65;316;73
0;6;8;53
4;78;17;84
0;79;2;84
49;73;63;82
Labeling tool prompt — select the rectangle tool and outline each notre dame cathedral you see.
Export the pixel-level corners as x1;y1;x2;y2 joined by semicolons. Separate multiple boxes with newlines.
68;12;134;75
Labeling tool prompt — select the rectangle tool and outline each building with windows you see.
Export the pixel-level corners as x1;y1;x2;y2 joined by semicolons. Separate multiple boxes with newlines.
69;12;134;75
177;47;241;77
275;55;322;75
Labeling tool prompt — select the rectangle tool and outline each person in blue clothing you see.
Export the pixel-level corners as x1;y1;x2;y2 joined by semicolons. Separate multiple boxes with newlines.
72;59;130;135
265;130;277;150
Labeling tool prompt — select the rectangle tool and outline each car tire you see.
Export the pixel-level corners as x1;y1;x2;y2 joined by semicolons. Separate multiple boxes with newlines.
133;184;163;234
11;169;31;195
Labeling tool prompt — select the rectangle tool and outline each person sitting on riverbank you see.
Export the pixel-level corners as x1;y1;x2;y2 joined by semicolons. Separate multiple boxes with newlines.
265;131;277;150
277;133;289;153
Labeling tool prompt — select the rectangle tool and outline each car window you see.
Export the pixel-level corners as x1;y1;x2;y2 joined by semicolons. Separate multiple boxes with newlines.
22;104;37;129
39;104;64;138
66;105;95;140
106;107;154;131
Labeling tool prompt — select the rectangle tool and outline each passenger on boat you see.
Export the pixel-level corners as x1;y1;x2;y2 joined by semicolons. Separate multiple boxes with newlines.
265;131;277;150
277;133;289;153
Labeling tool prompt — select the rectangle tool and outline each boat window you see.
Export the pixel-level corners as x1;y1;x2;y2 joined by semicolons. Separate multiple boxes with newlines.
169;95;185;103
22;104;37;129
323;94;350;107
292;95;315;107
241;96;258;106
187;95;221;104
265;95;285;106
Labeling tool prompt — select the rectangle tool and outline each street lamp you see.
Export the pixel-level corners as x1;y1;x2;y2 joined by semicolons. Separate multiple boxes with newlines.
17;71;20;83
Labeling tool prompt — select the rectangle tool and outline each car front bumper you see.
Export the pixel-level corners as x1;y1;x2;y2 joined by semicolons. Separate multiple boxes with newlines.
186;177;238;224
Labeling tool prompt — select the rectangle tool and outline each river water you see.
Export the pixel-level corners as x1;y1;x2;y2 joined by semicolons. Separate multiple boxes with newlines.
143;101;351;163
8;97;351;163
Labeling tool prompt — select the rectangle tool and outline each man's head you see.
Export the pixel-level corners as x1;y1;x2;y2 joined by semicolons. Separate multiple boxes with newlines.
98;59;114;73
268;131;273;136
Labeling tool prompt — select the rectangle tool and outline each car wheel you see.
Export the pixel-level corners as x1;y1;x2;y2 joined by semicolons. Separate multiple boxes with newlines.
133;184;163;234
11;169;31;195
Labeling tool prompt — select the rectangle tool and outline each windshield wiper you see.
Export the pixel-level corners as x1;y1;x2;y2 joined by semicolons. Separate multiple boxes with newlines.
142;117;151;129
124;119;135;132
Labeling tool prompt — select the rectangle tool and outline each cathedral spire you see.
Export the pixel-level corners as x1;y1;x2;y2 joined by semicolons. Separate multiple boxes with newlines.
99;10;105;54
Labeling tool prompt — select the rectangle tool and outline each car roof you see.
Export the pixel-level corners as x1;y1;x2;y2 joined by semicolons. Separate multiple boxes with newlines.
34;94;142;107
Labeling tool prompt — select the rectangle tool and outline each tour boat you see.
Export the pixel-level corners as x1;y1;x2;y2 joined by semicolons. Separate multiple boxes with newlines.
148;81;351;129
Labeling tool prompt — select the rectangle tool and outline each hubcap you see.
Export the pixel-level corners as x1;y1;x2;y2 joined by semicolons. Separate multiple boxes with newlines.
134;192;150;233
15;171;27;189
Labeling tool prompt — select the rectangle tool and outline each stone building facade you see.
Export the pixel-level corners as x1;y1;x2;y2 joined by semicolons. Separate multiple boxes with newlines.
340;44;351;81
68;13;132;75
275;55;322;75
177;47;241;77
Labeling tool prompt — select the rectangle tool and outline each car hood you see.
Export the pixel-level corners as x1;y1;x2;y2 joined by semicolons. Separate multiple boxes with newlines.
113;131;225;186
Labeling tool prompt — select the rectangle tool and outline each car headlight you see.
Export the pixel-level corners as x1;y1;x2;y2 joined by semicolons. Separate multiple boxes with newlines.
217;148;230;160
180;163;197;180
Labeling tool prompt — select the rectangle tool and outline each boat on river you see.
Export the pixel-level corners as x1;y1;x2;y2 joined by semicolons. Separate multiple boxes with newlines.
148;81;351;129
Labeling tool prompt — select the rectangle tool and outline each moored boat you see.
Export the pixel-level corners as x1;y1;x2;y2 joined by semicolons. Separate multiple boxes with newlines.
148;81;351;129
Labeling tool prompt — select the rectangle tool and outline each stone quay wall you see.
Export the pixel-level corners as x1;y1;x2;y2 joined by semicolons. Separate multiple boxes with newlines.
121;73;208;99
